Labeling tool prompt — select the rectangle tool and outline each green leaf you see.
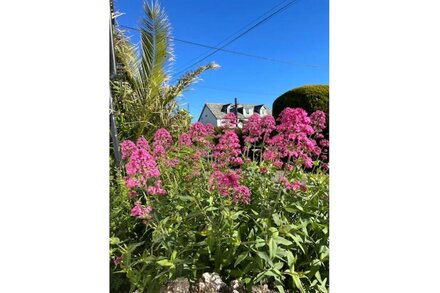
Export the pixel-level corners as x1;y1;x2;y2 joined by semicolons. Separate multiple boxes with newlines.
205;206;218;212
286;251;295;267
272;213;281;226
170;250;177;262
254;238;266;248
289;272;305;293
273;236;293;246
234;251;248;267
156;259;174;267
268;238;275;259
110;237;120;245
256;251;273;267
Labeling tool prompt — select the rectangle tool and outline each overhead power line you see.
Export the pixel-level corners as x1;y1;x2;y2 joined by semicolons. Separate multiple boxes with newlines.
171;37;319;68
195;85;279;96
173;0;302;77
178;0;292;68
119;24;319;68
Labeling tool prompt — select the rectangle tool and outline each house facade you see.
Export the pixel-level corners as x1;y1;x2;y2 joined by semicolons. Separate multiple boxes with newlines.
197;103;272;128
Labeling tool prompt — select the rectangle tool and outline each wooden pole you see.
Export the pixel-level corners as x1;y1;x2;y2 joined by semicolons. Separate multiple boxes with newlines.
109;9;121;167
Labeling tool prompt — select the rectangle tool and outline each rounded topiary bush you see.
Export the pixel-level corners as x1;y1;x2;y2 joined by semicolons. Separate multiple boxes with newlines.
272;84;329;119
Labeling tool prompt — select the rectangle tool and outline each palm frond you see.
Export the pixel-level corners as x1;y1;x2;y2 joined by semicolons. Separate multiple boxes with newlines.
111;1;219;141
139;1;173;95
166;62;220;100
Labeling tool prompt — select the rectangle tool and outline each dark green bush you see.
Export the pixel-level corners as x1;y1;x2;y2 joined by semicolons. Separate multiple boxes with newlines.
272;85;329;119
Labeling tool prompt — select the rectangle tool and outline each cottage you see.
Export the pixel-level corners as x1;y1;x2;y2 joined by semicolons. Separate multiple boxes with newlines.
198;103;272;127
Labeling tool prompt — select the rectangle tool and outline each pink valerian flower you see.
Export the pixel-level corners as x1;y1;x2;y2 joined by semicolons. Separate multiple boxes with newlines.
315;133;325;140
231;157;244;165
265;108;320;168
233;185;251;204
218;170;241;196
285;164;294;171
178;133;192;147
136;137;150;152
114;256;123;267
303;156;314;169
277;108;313;135
128;190;137;198
120;140;137;160
279;176;303;191
163;159;179;168
188;122;209;143
152;144;166;158
125;177;140;189
153;128;173;149
222;112;238;129
310;110;327;133
313;146;322;156
260;115;276;142
131;202;153;219
204;123;215;136
125;148;160;178
124;147;162;193
321;155;328;161
147;180;166;196
321;163;329;172
242;114;262;143
153;128;173;158
209;170;224;192
320;139;329;148
259;166;268;174
209;170;251;204
213;130;242;168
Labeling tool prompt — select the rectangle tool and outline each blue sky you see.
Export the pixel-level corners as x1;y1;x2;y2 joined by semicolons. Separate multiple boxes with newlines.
113;0;329;121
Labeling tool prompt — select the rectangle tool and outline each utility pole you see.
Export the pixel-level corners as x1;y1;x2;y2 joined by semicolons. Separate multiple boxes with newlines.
234;97;238;126
109;2;121;167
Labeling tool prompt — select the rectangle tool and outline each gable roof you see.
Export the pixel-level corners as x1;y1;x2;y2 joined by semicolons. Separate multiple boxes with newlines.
204;103;272;120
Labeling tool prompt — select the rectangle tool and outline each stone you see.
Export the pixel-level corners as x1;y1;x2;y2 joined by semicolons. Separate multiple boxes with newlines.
162;277;191;293
229;280;246;293
251;284;275;293
191;272;227;293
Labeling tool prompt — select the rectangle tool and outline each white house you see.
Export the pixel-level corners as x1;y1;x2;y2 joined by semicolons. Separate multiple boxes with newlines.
197;103;272;128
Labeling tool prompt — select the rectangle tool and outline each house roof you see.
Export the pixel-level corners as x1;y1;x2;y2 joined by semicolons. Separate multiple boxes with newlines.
204;103;272;120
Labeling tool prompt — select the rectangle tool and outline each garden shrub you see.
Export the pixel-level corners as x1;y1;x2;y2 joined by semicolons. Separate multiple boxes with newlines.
110;108;329;292
272;85;329;120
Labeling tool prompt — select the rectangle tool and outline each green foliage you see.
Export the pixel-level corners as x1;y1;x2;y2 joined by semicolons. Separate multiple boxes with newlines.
111;153;329;292
111;1;219;141
109;161;136;292
272;85;329;119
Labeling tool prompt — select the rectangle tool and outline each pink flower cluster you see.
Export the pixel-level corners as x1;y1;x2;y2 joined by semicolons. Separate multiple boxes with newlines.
146;180;166;196
242;114;276;144
310;110;326;133
222;112;238;129
213;130;243;168
279;176;307;192
113;256;123;267
178;133;192;147
188;122;214;144
259;108;324;169
209;170;250;204
131;201;153;220
121;134;168;222
153;128;173;158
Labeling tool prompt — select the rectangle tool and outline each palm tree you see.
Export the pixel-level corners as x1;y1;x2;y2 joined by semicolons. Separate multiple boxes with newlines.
111;0;219;140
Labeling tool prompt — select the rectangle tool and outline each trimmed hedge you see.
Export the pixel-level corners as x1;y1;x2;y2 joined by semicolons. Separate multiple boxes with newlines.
272;84;329;119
